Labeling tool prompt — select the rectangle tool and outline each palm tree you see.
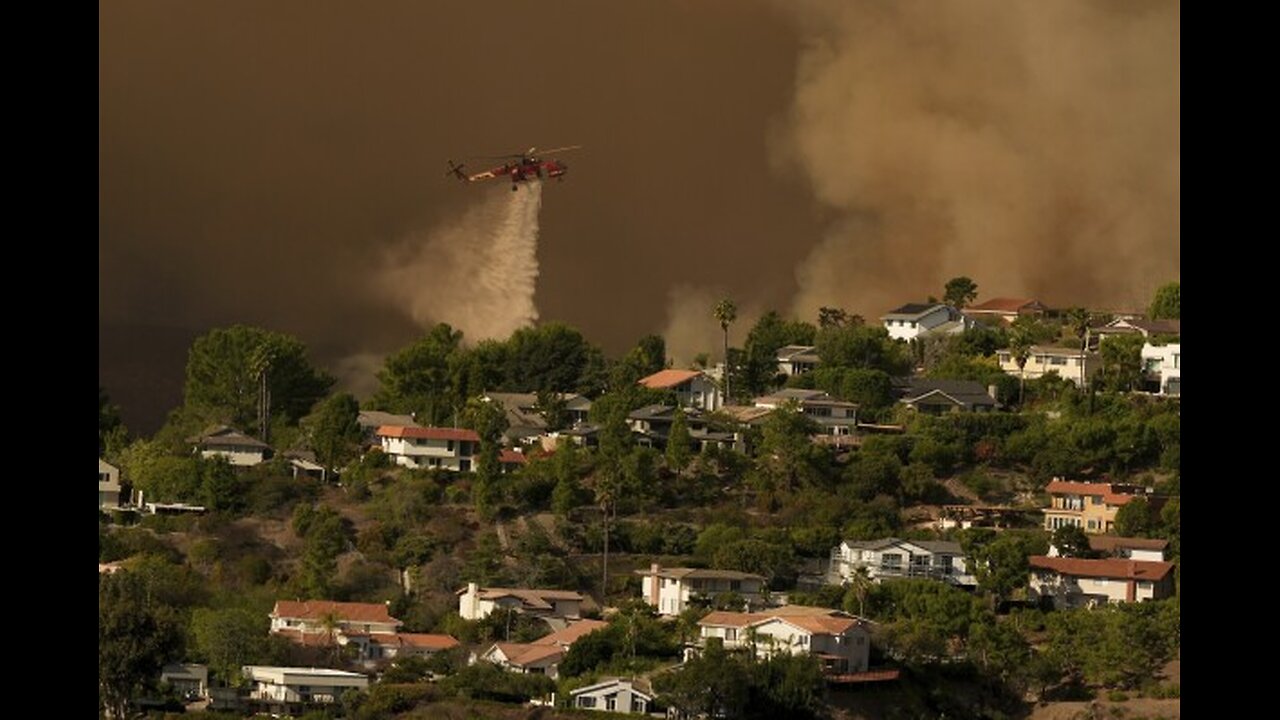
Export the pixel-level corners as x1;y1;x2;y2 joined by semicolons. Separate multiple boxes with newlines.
713;298;737;402
847;566;873;617
1065;307;1092;387
1008;329;1033;405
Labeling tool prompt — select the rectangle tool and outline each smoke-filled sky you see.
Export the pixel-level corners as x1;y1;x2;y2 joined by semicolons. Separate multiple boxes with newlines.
100;0;1179;431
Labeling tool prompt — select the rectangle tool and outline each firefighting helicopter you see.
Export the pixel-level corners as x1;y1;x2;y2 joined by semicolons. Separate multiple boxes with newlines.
445;145;582;190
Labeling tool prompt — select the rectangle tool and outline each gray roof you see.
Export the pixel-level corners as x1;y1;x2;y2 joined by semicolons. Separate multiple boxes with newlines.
843;537;962;555
912;540;963;555
195;426;271;449
777;345;820;361
898;379;997;408
882;303;948;319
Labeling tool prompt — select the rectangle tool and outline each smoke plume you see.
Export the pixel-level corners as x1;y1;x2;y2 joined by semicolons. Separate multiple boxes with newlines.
776;0;1179;318
660;285;765;369
379;182;544;343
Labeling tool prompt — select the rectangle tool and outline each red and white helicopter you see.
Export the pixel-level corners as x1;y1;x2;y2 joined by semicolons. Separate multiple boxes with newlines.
446;145;582;190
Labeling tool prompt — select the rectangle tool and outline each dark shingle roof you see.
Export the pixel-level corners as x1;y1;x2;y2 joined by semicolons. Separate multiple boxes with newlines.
898;379;997;408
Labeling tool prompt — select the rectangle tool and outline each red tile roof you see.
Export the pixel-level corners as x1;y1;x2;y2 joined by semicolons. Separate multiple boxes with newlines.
376;426;480;442
271;600;400;625
487;642;565;667
638;369;704;389
1088;535;1169;553
1044;481;1144;506
499;449;528;464
533;619;609;647
371;633;460;651
272;629;341;647
698;611;758;628
699;609;864;636
1029;555;1174;581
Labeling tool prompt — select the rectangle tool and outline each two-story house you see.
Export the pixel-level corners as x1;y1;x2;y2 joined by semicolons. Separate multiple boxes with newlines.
829;538;976;586
1042;480;1152;534
456;583;584;621
243;666;368;705
376;425;480;471
1028;555;1176;608
696;606;871;675
357;411;419;448
637;564;768;616
193;426;272;467
776;345;821;377
269;600;457;662
997;346;1100;387
99;458;122;509
753;389;858;437
1141;342;1180;396
637;369;722;411
881;303;970;341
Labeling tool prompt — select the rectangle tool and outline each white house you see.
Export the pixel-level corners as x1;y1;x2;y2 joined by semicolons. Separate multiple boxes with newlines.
457;583;584;621
697;606;871;675
881;303;969;341
638;369;722;411
637;564;768;616
776;345;821;376
99;458;122;509
829;538;976;586
270;600;402;637
997;346;1100;387
243;666;368;704
194;426;272;466
376;425;480;472
753;389;858;437
1028;556;1176;609
571;678;655;714
1094;317;1180;344
366;633;460;660
1141;342;1180;396
474;619;607;680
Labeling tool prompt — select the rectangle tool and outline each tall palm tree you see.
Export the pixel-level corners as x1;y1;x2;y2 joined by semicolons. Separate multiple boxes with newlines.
847;566;873;617
713;298;737;402
1065;307;1092;387
1008;329;1033;405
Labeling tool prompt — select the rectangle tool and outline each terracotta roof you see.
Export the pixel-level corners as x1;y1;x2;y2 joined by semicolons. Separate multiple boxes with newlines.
376;425;480;442
777;615;862;635
699;610;864;636
966;297;1046;313
533;619;609;647
370;633;460;651
499;450;528;464
1044;480;1145;506
272;629;341;647
1088;535;1169;553
638;369;704;389
765;605;854;618
698;611;758;628
487;642;565;667
271;600;400;625
1029;555;1174;581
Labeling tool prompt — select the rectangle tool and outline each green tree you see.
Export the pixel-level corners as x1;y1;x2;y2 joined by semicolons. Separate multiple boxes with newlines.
293;504;352;598
1148;281;1180;320
818;306;861;329
739;311;817;395
815;323;911;375
754;402;826;495
190;607;268;687
461;397;510;518
373;323;464;424
100;386;128;457
967;532;1042;604
654;639;749;720
184;325;334;434
943;276;979;308
713;298;738;400
665;407;693;474
99;571;183;718
200;455;243;513
305;393;362;473
504;322;607;395
1008;327;1033;404
1100;334;1144;391
1052;525;1093;558
1114;496;1154;537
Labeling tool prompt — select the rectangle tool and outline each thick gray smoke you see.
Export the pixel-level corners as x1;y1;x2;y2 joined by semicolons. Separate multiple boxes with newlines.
776;0;1180;318
379;182;543;343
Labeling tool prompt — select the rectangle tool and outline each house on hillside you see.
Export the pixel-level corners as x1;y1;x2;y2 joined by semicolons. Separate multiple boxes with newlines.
1028;555;1176;608
474;619;607;680
192;426;272;466
896;378;998;414
482;391;592;446
570;678;654;714
776;345;821;376
1042;480;1158;534
997;346;1100;387
99;458;122;509
963;297;1049;324
753;389;858;437
269;599;457;662
243;666;368;705
456;583;584;621
1094;317;1181;345
1048;535;1168;562
1141;342;1180;396
636;563;768;616
160;664;209;701
829;538;976;586
695;606;871;675
637;369;722;411
376;425;479;471
881;303;971;341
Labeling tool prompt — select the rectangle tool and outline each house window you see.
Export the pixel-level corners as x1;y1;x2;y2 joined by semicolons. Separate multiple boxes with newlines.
726;628;737;641
606;695;618;711
578;696;596;709
460;459;471;472
1087;520;1098;530
1090;495;1103;505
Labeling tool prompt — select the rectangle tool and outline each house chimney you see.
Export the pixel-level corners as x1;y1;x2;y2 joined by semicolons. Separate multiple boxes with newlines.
649;564;661;608
987;385;998;401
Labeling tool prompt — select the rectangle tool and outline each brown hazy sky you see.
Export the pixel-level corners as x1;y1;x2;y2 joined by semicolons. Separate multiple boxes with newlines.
100;0;1179;431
